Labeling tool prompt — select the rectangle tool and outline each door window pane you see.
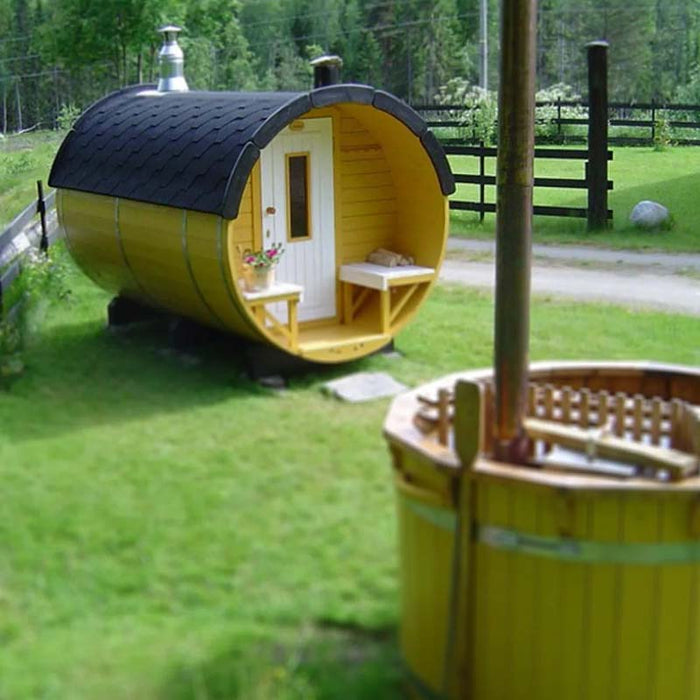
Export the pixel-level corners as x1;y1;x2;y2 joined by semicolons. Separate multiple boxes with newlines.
287;153;310;239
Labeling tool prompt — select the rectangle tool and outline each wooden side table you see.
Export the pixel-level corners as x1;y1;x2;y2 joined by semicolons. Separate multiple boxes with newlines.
242;282;304;351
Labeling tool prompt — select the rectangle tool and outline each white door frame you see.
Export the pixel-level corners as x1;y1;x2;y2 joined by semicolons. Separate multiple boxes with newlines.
259;117;336;323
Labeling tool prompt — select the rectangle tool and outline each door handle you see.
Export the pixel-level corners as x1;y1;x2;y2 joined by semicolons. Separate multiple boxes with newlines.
265;206;276;215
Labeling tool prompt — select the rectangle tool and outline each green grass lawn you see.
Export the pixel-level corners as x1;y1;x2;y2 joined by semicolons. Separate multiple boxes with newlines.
0;256;698;699
450;145;700;251
0;132;64;230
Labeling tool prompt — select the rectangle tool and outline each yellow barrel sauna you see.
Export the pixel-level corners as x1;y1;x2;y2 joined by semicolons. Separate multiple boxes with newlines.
383;2;700;699
48;30;455;364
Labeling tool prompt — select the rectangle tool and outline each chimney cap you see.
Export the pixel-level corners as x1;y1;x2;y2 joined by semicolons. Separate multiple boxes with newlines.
159;24;183;37
310;54;343;69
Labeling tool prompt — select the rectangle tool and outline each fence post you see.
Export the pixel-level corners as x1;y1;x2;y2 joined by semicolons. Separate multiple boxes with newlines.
650;98;656;144
37;180;49;253
586;40;609;230
479;140;486;221
557;96;562;141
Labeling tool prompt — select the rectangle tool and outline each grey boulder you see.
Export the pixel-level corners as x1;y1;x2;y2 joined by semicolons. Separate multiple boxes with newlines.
629;200;670;229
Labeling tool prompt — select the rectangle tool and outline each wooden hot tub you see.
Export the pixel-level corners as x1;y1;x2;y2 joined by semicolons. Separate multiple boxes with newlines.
384;362;700;700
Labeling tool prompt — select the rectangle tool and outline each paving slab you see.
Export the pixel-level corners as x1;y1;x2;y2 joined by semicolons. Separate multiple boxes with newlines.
322;371;408;402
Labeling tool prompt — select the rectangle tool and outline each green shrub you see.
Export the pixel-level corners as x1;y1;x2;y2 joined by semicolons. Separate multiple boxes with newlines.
0;247;71;388
57;103;82;131
1;151;36;175
0;320;23;385
653;115;673;151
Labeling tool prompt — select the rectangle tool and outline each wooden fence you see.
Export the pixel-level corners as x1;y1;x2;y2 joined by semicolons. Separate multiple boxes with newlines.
447;142;613;223
415;100;700;147
0;181;59;321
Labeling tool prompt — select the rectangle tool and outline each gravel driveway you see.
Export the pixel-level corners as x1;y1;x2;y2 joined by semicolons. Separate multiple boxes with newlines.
442;238;700;316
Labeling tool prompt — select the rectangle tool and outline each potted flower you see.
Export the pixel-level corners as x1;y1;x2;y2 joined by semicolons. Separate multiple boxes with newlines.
241;242;284;291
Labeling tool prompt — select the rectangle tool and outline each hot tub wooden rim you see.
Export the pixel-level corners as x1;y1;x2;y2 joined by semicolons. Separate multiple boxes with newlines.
384;360;700;493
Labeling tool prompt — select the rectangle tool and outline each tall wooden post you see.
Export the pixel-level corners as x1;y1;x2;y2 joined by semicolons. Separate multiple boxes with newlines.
37;180;49;253
587;40;609;230
493;0;537;463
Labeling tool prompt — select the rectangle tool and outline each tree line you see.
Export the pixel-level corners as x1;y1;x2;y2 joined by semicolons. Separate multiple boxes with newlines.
1;0;700;133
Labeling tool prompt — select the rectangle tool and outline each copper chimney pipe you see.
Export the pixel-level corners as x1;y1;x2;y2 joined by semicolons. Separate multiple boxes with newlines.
492;0;537;463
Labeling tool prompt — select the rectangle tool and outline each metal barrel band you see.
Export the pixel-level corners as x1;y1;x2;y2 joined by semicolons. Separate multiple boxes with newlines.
401;494;457;531
478;524;700;565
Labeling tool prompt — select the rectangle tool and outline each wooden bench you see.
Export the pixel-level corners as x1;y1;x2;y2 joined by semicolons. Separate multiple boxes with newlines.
242;282;303;351
339;263;435;334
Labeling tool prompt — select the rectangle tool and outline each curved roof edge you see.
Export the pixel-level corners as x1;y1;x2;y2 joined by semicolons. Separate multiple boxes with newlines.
50;84;455;220
221;86;455;217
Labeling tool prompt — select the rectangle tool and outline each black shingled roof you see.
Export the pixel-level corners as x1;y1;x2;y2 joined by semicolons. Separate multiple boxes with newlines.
49;84;455;219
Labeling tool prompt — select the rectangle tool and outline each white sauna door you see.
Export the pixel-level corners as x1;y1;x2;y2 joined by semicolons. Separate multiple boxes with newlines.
260;117;336;322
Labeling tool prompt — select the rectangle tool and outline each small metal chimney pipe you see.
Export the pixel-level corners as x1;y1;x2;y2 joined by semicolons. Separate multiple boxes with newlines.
158;25;189;93
310;55;343;88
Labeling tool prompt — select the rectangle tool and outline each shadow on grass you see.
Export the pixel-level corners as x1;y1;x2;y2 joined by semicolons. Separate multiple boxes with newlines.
1;315;356;442
611;171;700;218
159;623;403;700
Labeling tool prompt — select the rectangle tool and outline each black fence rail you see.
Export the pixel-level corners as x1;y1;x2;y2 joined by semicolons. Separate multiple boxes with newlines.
447;143;613;222
415;100;700;147
0;181;58;321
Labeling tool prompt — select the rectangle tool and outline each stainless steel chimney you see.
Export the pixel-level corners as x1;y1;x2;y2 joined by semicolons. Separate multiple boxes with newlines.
157;25;189;93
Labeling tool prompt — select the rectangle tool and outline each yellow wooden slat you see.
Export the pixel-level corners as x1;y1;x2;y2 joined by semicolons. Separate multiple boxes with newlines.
341;212;397;234
339;146;384;162
341;198;398;218
341;170;394;189
530;492;575;700
339;130;384;148
690;557;700;699
230;213;253;242
117;201;219;325
652;497;698;700
396;471;455;692
59;190;138;296
339;156;391;174
506;486;539;699
613;495;661;700
185;210;249;331
236;180;253;215
339;225;396;245
474;480;513;699
341;185;397;204
583;495;622;700
339;116;366;133
553;496;589;700
472;479;492;699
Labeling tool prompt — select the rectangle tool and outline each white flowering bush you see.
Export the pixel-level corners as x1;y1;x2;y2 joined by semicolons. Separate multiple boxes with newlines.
434;79;587;144
434;78;498;143
535;83;587;141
